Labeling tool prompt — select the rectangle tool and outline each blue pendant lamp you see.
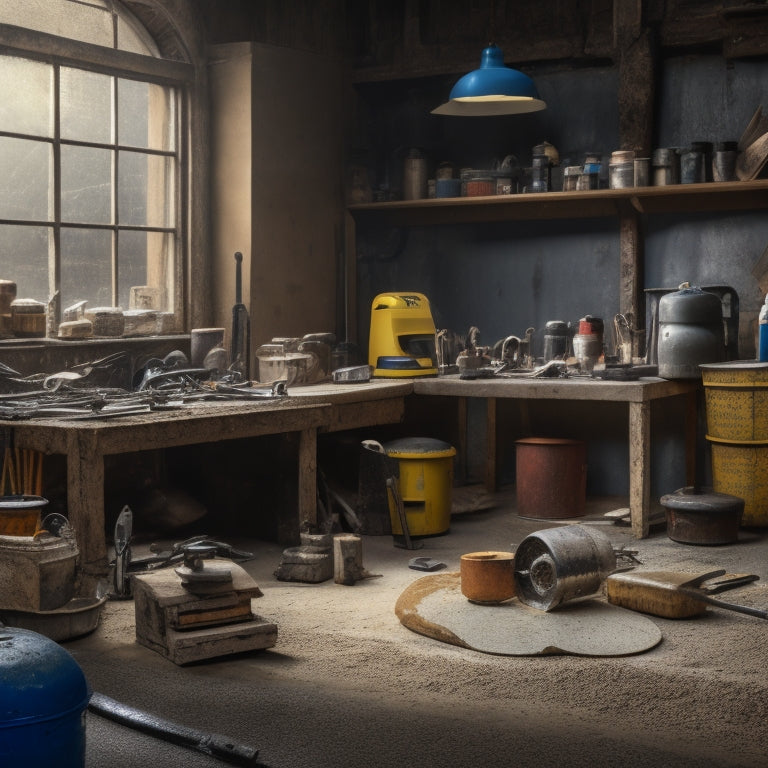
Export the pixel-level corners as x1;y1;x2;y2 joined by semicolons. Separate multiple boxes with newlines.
431;43;546;116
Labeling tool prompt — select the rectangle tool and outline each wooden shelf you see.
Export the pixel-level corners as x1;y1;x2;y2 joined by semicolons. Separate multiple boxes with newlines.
348;180;768;227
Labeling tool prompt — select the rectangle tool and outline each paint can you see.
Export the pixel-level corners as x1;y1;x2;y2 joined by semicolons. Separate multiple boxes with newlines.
712;141;738;182
652;148;679;185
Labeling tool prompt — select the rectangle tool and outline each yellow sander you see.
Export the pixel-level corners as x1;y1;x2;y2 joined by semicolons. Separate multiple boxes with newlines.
368;292;438;377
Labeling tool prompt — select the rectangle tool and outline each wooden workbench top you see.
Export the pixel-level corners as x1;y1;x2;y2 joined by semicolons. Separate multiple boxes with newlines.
412;374;698;402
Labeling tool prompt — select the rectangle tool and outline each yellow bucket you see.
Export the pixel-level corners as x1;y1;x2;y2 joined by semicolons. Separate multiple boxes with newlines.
701;361;768;526
384;437;456;536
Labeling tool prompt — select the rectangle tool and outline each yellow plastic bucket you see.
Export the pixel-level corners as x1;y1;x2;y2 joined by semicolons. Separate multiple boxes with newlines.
384;437;456;536
701;361;768;526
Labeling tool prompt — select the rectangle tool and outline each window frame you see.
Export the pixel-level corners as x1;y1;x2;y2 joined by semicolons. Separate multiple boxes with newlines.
0;7;202;337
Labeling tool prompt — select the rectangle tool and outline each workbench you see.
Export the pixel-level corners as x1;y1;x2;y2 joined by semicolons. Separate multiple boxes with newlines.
4;381;410;580
412;375;699;539
4;374;697;579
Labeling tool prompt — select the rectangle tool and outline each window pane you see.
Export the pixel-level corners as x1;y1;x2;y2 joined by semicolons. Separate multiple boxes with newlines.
0;57;53;137
60;227;113;309
119;80;176;151
61;146;113;224
119;151;174;227
118;230;173;312
0;0;114;48
0;137;52;221
0;225;51;303
61;68;114;144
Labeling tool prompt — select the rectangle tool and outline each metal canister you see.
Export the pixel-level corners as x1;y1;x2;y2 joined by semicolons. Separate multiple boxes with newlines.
543;320;569;360
609;161;634;189
513;526;616;611
712;141;738;182
403;148;427;200
657;285;725;379
652;148;679;185
530;154;550;192
680;145;705;184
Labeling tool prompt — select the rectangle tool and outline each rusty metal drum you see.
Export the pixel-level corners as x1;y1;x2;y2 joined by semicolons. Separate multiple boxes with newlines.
515;437;586;519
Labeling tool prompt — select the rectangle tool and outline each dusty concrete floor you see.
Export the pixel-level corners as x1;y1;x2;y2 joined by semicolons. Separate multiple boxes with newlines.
67;489;768;768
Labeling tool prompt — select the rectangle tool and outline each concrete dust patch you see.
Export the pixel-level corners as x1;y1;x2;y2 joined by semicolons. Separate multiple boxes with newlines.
395;572;662;656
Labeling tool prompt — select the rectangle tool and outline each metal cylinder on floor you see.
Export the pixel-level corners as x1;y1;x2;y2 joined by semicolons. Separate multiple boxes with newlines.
515;437;587;519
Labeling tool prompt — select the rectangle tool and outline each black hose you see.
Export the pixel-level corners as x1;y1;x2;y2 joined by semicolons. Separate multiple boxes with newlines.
88;692;270;767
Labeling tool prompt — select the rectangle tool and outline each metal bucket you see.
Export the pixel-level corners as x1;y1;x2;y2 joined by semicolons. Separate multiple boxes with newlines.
513;526;616;611
660;486;744;544
702;361;768;526
0;627;90;768
515;438;586;519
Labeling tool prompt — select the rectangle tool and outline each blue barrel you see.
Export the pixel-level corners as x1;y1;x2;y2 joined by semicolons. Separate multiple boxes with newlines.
0;627;90;768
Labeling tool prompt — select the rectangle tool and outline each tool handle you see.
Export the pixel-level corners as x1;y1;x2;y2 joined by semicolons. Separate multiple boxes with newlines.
234;251;243;305
89;692;267;767
678;587;768;620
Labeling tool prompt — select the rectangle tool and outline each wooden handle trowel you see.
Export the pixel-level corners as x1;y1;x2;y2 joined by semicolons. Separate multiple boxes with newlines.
606;569;766;620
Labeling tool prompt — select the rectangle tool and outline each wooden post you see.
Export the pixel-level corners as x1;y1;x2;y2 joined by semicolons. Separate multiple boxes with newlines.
628;400;651;538
334;533;364;585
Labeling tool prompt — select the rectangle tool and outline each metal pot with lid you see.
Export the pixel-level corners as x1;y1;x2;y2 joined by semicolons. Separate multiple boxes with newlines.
657;283;725;379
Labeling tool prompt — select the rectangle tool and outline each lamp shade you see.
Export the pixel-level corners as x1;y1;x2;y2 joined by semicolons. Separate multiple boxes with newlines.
432;44;546;116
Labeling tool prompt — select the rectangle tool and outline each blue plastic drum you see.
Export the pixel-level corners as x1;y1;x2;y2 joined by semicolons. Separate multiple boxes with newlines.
0;627;90;768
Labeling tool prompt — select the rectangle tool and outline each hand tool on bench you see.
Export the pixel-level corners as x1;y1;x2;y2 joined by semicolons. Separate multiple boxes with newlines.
606;569;765;619
230;251;251;380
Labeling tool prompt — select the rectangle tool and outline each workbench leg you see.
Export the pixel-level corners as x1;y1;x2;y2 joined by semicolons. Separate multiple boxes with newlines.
298;427;317;529
67;433;108;583
485;397;497;493
628;401;651;538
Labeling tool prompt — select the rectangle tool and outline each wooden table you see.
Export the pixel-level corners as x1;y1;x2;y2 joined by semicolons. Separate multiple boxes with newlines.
413;374;699;539
4;381;411;580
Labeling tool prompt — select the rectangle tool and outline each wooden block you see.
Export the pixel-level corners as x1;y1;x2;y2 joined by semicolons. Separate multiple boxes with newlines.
137;616;278;665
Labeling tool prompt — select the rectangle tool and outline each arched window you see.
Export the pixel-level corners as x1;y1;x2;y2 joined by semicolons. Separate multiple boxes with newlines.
0;0;200;336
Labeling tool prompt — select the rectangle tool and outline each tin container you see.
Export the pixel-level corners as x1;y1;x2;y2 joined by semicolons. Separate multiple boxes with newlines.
634;157;650;186
435;178;461;198
563;166;581;191
403;149;428;200
609;161;634;189
543;320;569;360
652;148;679;185
465;178;495;197
680;146;705;184
712;141;738;182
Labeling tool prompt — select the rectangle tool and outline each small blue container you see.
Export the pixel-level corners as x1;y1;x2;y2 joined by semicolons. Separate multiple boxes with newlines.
435;178;462;198
0;628;90;768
